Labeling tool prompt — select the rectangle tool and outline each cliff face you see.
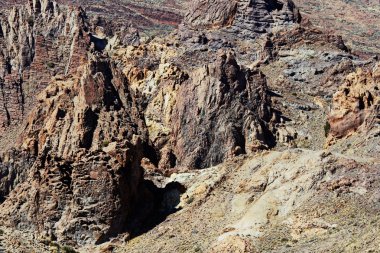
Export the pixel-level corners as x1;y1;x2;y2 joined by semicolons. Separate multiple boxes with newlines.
0;0;88;139
0;0;286;246
0;0;91;206
0;0;379;252
130;50;274;169
0;2;156;242
184;0;301;36
0;54;155;245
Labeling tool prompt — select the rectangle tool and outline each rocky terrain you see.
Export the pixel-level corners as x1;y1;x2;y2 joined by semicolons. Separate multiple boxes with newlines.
294;0;380;55
2;0;184;35
3;0;380;55
0;0;379;252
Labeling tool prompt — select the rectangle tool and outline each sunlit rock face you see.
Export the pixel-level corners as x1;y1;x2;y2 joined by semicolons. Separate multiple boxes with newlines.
328;63;380;141
0;0;89;135
0;0;379;252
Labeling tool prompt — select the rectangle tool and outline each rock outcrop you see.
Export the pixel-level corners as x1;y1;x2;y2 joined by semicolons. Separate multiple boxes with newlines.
183;0;238;29
0;0;279;247
0;0;379;252
328;63;380;141
0;0;89;137
6;0;379;55
0;150;35;201
2;0;184;31
184;0;301;38
140;51;274;169
116;149;380;253
0;54;157;246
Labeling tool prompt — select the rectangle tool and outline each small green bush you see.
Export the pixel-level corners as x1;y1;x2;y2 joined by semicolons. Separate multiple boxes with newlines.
49;241;59;248
62;245;78;253
0;229;4;235
46;62;55;69
102;140;110;147
186;196;194;204
194;245;202;252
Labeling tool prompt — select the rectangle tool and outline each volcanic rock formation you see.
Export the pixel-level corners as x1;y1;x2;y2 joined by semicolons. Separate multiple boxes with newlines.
142;51;274;169
328;63;380;141
184;0;301;38
0;0;88;136
0;0;379;252
0;53;153;245
0;0;286;247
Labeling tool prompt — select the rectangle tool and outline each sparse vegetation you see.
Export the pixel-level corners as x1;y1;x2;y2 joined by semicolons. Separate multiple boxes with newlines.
62;245;78;253
186;196;194;204
296;139;312;149
48;241;78;253
102;140;110;147
49;241;60;248
46;62;55;69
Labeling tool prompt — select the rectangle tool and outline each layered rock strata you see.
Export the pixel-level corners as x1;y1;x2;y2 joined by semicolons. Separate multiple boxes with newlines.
0;0;89;136
184;0;301;39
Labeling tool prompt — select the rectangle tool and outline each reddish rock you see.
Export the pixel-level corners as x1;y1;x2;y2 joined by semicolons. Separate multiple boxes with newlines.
328;63;380;141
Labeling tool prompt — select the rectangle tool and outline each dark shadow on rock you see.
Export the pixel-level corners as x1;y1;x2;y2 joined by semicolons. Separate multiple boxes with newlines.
268;90;283;98
272;108;291;122
90;34;108;51
126;180;186;239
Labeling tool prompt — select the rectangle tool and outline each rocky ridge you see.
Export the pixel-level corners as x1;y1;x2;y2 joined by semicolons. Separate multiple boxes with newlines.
0;0;288;247
0;0;379;252
6;0;380;54
184;0;301;37
2;0;184;34
0;0;89;140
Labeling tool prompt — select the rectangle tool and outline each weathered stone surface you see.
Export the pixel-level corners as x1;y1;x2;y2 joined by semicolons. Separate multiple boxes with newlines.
0;0;282;246
116;149;380;253
0;150;35;202
328;63;380;141
0;0;89;139
0;54;155;246
0;0;379;252
185;0;301;39
293;0;380;54
141;51;274;169
184;0;238;29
